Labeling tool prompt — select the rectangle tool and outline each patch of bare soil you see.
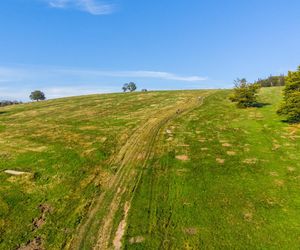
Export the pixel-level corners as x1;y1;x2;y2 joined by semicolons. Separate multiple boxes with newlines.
272;144;281;151
243;212;253;222
129;236;145;244
18;237;43;250
243;147;250;152
270;171;279;177
287;167;295;172
176;168;190;176
183;227;198;235
243;158;258;164
226;151;236;156
113;202;131;250
274;179;285;187
32;204;51;230
216;158;225;164
166;129;172;134
176;155;189;161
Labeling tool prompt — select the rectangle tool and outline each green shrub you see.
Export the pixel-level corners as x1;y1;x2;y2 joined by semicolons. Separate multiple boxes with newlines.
277;66;300;122
229;78;260;108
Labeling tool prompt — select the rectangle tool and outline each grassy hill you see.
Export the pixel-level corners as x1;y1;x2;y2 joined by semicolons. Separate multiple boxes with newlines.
0;87;299;249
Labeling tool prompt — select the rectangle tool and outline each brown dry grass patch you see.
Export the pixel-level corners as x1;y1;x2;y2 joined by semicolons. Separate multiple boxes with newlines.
216;158;225;164
176;155;189;161
226;151;236;156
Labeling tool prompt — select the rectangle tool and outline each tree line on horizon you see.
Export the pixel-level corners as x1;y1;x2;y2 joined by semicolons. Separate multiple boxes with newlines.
255;75;285;87
0;100;23;107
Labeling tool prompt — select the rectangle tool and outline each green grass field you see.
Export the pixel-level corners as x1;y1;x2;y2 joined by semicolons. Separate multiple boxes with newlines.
0;87;299;249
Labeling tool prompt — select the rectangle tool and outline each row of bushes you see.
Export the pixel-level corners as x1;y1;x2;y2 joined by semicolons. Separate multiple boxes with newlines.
0;100;23;107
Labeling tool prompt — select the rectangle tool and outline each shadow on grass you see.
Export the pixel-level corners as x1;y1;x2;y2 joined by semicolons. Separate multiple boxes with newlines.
0;111;7;115
281;119;300;124
237;102;271;109
253;102;271;108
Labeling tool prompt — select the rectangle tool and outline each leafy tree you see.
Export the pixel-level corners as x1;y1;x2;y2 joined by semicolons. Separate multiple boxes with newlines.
277;66;300;122
122;83;129;92
127;82;137;92
229;78;260;108
30;90;46;101
122;82;137;92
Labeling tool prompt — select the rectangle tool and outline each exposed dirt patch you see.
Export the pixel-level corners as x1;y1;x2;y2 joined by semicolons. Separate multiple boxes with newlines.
243;158;258;164
243;211;253;222
226;151;236;156
287;167;295;172
222;143;232;147
129;236;145;244
79;125;98;131
166;129;172;134
270;171;279;177
176;168;190;176
274;179;285;187
18;237;43;250
113;202;131;250
183;227;198;235
216;158;225;164
33;204;52;230
176;155;189;161
27;146;48;152
272;144;281;151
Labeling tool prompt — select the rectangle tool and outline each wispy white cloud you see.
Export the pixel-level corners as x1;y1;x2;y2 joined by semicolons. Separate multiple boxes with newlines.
52;69;207;82
45;0;115;15
128;71;207;82
0;66;207;83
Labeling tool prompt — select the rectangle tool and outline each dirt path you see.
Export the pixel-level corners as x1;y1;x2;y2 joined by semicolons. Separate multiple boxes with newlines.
69;93;209;250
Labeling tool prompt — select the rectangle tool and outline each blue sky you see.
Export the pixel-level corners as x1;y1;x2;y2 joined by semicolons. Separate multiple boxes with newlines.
0;0;299;100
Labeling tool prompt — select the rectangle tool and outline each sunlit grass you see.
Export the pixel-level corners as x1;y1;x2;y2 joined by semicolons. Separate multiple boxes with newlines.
0;90;207;249
124;87;300;249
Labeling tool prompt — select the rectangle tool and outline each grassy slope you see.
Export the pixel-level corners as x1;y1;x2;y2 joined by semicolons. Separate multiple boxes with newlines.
0;90;207;249
124;87;300;249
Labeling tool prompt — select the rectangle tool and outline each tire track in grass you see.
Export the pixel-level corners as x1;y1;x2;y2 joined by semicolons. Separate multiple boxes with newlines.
70;93;210;250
